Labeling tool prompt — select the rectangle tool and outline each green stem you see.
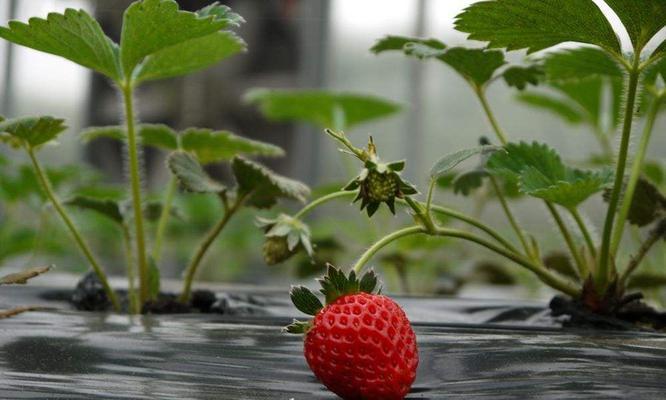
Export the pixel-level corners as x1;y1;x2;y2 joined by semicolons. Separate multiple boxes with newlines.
546;202;587;279
429;204;519;254
152;176;177;263
122;224;140;315
570;208;597;260
350;224;579;298
598;53;642;291
475;87;508;145
121;83;150;304
179;192;247;303
610;94;664;258
27;149;120;311
489;176;531;256
293;190;518;254
352;226;425;274
433;227;580;297
619;221;664;285
294;190;353;219
405;196;436;233
425;178;436;219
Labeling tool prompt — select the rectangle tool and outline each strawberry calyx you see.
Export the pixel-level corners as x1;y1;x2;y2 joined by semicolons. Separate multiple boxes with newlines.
341;137;418;217
284;264;381;334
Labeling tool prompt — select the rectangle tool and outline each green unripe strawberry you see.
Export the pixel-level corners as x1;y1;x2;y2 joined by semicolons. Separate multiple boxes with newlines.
262;236;297;265
256;214;314;266
365;169;399;203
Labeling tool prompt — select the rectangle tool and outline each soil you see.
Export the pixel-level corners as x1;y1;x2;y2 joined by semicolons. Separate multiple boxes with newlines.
549;294;666;331
70;272;268;315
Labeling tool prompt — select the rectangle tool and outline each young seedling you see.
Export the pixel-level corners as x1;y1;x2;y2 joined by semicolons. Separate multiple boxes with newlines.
0;117;121;310
0;0;308;311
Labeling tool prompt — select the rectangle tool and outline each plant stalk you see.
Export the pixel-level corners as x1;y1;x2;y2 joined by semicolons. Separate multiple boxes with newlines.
598;54;642;291
121;83;150;304
610;94;664;258
570;208;597;260
294;190;353;219
27;149;120;311
404;196;436;233
546;202;587;278
475;87;508;145
152;176;178;263
489;176;531;257
619;221;665;285
352;226;425;274
292;189;519;253
433;227;580;297
122;224;140;314
179;193;247;303
350;223;579;298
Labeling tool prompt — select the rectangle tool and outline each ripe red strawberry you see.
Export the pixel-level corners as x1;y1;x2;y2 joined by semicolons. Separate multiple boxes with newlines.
286;265;418;400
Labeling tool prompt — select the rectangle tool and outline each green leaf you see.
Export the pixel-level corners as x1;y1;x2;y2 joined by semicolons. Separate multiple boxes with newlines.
543;251;578;280
0;116;66;149
231;156;309;209
80;126;124;142
628;272;666;290
0;265;53;285
430;145;502;179
453;169;488;196
359;269;379;293
181;128;284;164
244;89;401;130
519;49;625;129
604;0;666;53
643;161;664;186
284;319;311;334
623;178;666;227
289;286;323;316
147;257;160;299
502;65;544;90
140;124;179;149
81;124;178;150
487;141;613;208
65;195;124;224
542;47;623;82
0;9;121;80
371;35;448;61
120;0;241;77
317;264;362;304
516;93;585;124
134;31;246;83
143;201;183;222
454;0;621;55
168;151;226;194
370;35;446;56
653;40;666;61
439;47;506;87
520;165;613;208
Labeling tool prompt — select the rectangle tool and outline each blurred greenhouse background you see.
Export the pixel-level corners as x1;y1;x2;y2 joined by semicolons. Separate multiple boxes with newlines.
0;0;664;298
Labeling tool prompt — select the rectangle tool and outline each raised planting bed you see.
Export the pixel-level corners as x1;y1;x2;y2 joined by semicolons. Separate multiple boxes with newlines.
1;283;665;399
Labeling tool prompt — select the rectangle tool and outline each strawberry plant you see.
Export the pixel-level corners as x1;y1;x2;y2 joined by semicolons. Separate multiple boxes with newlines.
0;0;309;313
267;0;664;343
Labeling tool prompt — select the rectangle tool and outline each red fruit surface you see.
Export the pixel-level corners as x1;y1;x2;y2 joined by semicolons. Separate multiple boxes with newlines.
304;292;418;400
